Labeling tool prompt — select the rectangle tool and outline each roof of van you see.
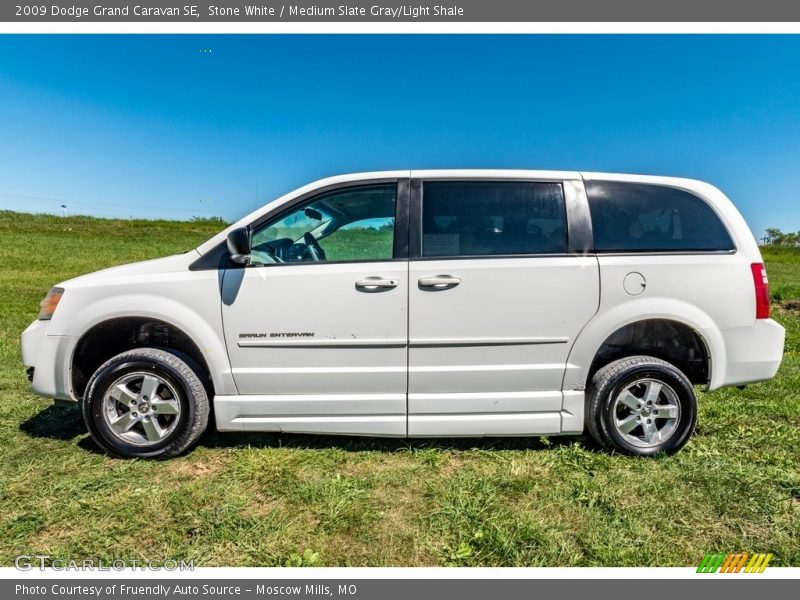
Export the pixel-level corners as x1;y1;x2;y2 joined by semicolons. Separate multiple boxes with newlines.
318;169;709;187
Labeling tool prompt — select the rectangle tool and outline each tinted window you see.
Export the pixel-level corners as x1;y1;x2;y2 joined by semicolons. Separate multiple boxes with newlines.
586;181;735;252
250;184;396;265
421;181;567;257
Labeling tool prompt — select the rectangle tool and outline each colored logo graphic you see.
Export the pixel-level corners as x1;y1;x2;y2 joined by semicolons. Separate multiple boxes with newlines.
697;553;773;573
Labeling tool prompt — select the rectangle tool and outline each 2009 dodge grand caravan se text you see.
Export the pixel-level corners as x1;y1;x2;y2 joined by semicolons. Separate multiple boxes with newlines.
21;170;785;458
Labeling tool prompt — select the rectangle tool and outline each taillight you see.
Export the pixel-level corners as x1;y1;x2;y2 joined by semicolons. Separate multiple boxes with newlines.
750;263;770;319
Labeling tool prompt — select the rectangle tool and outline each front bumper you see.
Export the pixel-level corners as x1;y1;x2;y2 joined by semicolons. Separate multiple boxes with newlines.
21;320;75;401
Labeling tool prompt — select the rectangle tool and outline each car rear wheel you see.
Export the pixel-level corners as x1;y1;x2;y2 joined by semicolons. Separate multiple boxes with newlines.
82;348;209;458
586;355;698;456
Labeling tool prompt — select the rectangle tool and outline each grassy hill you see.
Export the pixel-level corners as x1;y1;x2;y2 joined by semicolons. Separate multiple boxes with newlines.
0;210;798;567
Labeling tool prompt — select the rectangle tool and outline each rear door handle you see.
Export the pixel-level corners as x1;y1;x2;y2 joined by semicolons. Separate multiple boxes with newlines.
355;277;399;290
418;275;462;288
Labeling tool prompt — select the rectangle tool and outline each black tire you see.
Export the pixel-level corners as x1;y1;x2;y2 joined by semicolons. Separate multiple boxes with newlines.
82;348;210;458
586;355;697;456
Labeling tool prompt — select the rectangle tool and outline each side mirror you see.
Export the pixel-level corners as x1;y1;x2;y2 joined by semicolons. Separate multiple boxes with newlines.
226;227;250;265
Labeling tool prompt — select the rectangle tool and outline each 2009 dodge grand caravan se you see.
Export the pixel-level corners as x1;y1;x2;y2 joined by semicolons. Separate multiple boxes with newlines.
21;170;785;458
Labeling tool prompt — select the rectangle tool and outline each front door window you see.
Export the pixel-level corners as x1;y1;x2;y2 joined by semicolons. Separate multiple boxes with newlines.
249;184;397;265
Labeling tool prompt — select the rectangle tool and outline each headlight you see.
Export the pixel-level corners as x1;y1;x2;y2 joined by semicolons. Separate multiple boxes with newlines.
38;287;64;320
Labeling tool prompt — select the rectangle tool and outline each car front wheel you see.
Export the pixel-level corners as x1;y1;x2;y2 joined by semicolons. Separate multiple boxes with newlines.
82;348;210;458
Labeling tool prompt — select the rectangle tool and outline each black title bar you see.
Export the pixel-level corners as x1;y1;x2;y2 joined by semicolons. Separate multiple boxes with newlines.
5;0;800;22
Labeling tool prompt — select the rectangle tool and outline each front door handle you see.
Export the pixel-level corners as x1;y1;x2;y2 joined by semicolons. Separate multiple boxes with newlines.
355;277;399;291
418;275;462;289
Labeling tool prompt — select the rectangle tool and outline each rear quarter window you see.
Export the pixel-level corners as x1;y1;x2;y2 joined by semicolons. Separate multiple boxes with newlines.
586;181;735;253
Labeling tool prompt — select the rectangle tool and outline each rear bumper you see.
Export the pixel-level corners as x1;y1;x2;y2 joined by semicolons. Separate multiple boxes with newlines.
21;320;75;401
708;318;785;389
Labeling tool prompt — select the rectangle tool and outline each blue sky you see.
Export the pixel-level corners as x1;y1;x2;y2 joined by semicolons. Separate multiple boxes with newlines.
1;34;799;238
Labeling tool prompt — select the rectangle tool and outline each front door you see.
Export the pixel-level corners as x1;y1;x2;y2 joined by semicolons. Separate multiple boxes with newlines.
407;178;600;436
219;181;409;436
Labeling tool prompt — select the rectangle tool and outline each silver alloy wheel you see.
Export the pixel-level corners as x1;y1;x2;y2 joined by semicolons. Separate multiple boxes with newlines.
612;378;681;448
101;371;182;446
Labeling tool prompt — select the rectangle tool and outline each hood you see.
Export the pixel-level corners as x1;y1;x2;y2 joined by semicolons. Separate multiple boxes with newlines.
58;251;201;289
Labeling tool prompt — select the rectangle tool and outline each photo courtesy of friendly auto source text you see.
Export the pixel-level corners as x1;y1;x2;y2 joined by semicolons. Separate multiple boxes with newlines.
0;0;799;596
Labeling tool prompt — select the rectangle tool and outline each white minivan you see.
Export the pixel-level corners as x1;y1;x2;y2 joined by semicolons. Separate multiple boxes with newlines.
21;170;785;458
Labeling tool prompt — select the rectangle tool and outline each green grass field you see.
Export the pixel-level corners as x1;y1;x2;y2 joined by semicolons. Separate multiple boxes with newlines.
1;210;798;567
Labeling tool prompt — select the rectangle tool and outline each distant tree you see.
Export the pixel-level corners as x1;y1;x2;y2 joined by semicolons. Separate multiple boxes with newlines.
762;227;800;247
763;227;784;245
191;216;228;226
